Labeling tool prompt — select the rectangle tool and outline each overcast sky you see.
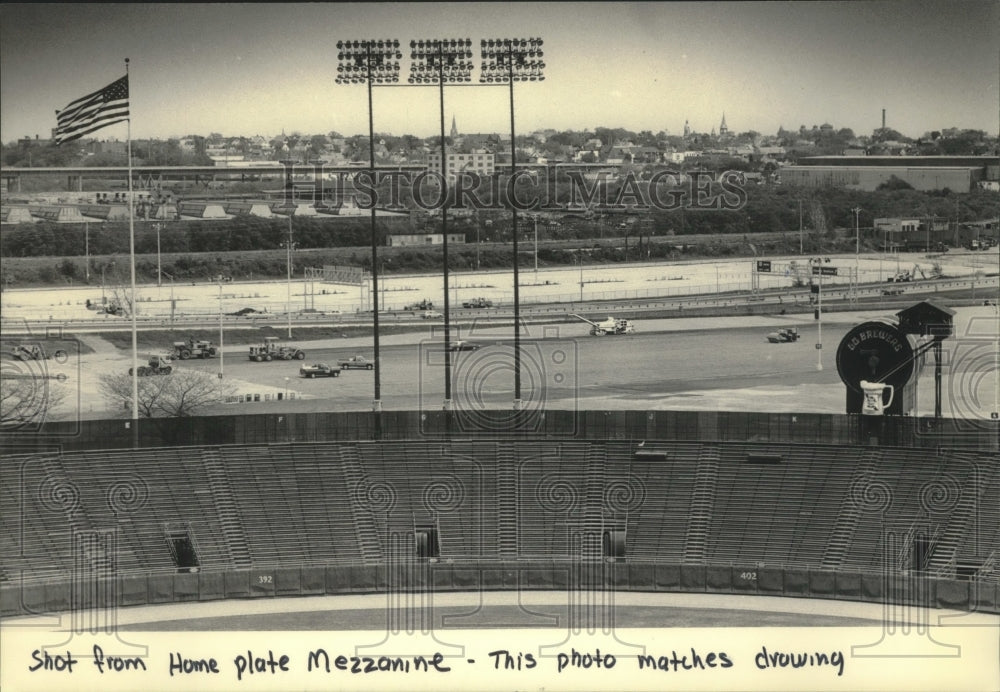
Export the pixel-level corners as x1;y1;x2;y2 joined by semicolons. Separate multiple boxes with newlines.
2;2;998;144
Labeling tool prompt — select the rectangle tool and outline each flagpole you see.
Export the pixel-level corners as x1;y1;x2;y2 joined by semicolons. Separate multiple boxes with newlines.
126;58;139;429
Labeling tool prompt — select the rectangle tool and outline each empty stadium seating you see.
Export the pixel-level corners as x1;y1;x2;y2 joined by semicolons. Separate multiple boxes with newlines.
2;432;997;616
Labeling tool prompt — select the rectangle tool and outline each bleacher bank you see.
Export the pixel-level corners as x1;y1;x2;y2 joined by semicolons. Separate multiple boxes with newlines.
2;406;998;618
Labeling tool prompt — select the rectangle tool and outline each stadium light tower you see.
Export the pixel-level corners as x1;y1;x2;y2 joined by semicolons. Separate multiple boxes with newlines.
337;37;545;415
480;37;545;410
409;38;475;409
336;39;402;412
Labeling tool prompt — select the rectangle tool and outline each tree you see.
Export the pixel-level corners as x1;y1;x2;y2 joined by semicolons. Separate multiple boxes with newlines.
877;175;914;191
1;368;69;429
98;370;235;418
871;127;906;143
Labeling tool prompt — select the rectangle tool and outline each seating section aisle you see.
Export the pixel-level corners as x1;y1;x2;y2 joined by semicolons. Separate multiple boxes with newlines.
1;440;996;585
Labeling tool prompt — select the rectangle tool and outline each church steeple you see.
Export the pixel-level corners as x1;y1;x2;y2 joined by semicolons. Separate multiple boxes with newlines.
450;115;458;139
719;112;729;136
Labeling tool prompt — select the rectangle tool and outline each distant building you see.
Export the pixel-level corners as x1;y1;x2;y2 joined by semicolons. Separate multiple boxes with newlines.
781;165;984;192
387;232;465;247
426;148;495;178
17;134;52;147
780;155;998;192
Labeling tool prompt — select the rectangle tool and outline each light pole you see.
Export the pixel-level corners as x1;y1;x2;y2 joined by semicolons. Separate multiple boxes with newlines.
339;36;544;413
85;222;90;283
852;206;862;265
798;199;803;254
162;271;176;325
336;39;401;413
532;213;539;279
154;222;162;287
810;257;828;372
100;260;116;307
880;227;885;282
409;37;475;410
215;274;225;380
281;213;296;339
481;36;545;410
381;259;390;311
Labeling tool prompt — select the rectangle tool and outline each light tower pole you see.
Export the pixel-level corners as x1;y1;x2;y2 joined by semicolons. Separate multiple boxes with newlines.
336;36;545;416
480;37;545;410
409;38;475;410
335;39;401;412
280;213;296;340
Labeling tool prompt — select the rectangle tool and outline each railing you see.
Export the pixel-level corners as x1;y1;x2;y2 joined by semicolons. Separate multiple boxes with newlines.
3;559;996;618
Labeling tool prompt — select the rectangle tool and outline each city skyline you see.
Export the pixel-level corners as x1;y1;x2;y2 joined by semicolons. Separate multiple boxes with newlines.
1;2;998;144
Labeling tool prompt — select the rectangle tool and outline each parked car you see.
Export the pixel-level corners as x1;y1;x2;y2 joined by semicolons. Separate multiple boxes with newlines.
299;363;341;378
462;297;493;309
422;310;443;319
337;355;375;370
448;341;481;352
766;328;801;343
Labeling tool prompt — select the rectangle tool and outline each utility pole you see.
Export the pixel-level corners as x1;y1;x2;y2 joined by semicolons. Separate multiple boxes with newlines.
155;222;162;287
85;222;90;283
285;214;294;339
798;199;803;254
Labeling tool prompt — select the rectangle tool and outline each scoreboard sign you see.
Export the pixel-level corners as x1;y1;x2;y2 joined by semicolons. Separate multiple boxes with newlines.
836;319;916;416
756;260;772;272
812;266;838;276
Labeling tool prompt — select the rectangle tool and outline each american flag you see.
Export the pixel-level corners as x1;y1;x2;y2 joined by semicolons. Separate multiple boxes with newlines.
54;75;129;145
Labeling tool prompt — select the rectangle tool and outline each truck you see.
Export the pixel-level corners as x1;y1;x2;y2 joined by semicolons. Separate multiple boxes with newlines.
172;339;217;360
129;355;173;377
299;363;341;378
404;299;435;311
249;336;305;362
462;297;493;309
337;355;375;370
10;344;68;361
571;314;635;336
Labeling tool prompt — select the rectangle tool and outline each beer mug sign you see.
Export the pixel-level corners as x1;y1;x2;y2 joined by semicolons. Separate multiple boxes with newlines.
860;380;894;416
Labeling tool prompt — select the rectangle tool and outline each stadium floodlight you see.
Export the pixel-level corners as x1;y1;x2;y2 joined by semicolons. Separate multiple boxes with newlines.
479;37;545;83
479;37;546;410
333;36;547;418
335;39;402;86
334;39;402;413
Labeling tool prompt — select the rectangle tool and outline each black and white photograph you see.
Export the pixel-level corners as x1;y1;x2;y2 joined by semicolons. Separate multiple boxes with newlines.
1;2;998;691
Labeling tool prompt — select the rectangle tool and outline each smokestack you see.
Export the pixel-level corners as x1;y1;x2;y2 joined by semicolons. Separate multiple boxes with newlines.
882;109;886;129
